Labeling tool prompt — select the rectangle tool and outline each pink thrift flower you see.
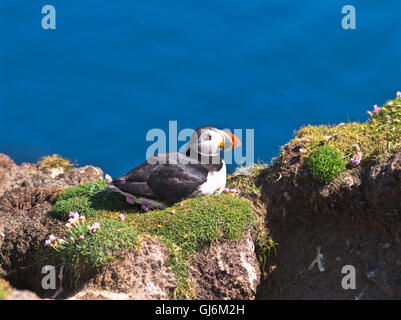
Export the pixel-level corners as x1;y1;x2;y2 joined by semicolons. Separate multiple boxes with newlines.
44;239;51;246
141;204;151;212
126;195;135;205
350;152;362;165
373;105;381;114
69;212;79;219
90;222;100;233
223;188;230;193
366;110;373;116
120;214;125;221
397;91;401;98
79;235;85;240
344;176;354;189
105;174;113;184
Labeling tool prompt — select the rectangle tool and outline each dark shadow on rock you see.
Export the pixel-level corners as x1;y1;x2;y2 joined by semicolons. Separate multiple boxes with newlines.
254;145;401;300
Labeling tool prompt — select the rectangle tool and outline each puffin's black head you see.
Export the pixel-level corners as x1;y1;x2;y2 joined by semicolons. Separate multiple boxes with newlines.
186;126;241;157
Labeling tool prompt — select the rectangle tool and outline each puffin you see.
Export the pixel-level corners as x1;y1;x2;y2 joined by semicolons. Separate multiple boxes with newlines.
108;126;242;209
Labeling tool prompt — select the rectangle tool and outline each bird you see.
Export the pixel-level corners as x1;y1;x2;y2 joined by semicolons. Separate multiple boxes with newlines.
107;126;242;209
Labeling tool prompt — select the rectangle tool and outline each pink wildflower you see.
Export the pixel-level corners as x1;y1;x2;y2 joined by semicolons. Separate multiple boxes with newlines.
68;217;76;225
141;204;151;212
366;110;373;116
344;176;354;189
397;91;401;98
105;174;113;184
79;235;85;240
350;152;362;165
126;195;135;205
69;212;79;219
120;214;125;221
90;222;101;233
373;105;381;114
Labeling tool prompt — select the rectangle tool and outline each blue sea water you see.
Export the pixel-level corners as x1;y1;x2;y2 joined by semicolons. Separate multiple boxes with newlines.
1;1;400;177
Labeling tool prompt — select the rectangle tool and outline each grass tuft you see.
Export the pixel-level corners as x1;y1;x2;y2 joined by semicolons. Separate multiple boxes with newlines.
307;145;346;183
36;154;75;171
49;219;137;283
52;180;137;218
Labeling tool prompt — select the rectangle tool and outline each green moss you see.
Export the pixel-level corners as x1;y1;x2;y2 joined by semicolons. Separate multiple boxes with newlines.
53;196;96;217
128;195;255;254
307;145;346;183
51;181;256;299
53;180;138;219
57;180;108;201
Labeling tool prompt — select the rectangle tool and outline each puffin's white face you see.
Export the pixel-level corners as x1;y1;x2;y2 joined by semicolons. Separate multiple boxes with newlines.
187;127;242;157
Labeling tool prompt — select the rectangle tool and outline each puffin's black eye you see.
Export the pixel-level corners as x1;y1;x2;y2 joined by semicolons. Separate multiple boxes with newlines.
208;135;212;140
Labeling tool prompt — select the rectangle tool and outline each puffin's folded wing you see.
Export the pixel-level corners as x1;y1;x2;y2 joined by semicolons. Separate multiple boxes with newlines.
147;163;208;202
111;155;208;203
111;161;156;197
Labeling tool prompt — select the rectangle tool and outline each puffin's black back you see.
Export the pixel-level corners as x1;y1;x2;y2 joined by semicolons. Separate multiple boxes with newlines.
111;152;222;203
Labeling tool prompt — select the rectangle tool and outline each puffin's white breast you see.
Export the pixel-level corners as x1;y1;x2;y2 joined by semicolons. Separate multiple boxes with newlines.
197;162;227;195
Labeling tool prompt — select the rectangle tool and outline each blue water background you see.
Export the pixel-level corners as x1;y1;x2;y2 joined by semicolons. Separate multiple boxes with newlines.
1;1;400;176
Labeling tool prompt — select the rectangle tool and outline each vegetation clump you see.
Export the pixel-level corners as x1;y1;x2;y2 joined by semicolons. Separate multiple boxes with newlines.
307;145;346;183
0;279;10;300
47;218;137;273
52;180;136;218
36;154;75;171
291;94;401;166
226;164;277;276
50;180;256;299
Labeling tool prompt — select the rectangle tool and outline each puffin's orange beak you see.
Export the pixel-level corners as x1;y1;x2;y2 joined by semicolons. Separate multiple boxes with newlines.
219;130;242;150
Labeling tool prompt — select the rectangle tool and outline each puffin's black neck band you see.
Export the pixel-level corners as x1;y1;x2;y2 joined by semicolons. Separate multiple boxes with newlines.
185;149;223;171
